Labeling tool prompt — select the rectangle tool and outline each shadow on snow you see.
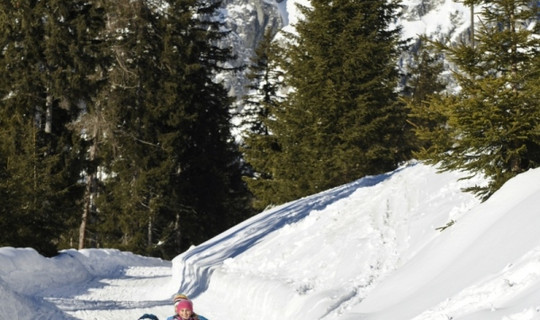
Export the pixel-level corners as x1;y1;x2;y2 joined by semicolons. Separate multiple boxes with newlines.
175;165;407;297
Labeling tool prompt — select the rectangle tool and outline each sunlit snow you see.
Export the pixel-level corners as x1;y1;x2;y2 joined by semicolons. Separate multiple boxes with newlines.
3;162;540;319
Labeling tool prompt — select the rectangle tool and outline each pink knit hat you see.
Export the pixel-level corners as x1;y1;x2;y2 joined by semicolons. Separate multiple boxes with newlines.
175;299;193;314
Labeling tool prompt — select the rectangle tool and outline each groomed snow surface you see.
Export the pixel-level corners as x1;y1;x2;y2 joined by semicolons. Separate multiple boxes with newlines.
3;162;540;320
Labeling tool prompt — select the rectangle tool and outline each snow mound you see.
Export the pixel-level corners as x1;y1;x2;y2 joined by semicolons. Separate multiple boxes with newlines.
0;248;170;320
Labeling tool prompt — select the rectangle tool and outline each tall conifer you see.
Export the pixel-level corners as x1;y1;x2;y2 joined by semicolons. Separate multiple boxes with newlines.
405;45;447;151
412;0;540;199
244;0;413;207
164;0;253;253
241;28;285;211
95;0;175;254
96;0;252;257
0;1;105;255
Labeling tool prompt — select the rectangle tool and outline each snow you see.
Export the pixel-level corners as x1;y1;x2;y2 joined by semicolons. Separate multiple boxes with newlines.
3;162;540;320
399;0;471;42
0;248;174;319
275;0;471;42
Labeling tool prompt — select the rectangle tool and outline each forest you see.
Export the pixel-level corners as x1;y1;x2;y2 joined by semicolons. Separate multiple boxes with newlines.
0;0;538;259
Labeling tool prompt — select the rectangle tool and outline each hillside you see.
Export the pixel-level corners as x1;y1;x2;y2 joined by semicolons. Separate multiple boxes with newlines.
3;162;540;319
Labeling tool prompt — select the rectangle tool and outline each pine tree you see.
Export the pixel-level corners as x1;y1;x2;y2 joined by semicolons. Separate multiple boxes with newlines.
55;0;109;250
93;0;174;254
241;28;284;135
0;1;104;255
95;0;252;258
405;43;448;151
412;0;540;199
406;46;447;108
163;0;254;253
241;28;286;211
244;0;413;207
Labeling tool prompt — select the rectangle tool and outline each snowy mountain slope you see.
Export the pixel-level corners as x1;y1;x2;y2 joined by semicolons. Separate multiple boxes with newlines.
3;163;540;319
170;162;487;320
171;163;540;320
344;167;540;319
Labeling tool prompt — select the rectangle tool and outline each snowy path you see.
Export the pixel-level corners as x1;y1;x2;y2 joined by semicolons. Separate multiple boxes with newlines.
43;265;176;320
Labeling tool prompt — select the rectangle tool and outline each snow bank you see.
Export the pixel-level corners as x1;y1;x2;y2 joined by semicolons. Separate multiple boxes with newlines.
0;248;169;320
348;167;540;320
171;163;485;320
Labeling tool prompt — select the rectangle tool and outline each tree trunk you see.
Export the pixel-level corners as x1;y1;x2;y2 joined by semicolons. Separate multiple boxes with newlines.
147;216;153;247
470;3;475;48
45;93;52;133
79;139;97;249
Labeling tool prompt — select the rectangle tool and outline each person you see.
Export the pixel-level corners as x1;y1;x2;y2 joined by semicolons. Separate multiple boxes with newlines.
138;314;159;320
167;293;208;320
172;293;189;305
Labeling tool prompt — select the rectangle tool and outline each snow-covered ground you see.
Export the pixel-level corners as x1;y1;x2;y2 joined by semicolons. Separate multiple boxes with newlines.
3;161;540;320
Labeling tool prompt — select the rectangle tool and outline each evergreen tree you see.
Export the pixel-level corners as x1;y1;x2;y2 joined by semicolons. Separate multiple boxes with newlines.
96;0;252;258
412;0;540;199
405;45;447;109
164;0;254;253
94;0;176;255
241;28;286;211
55;0;109;250
405;43;448;151
241;28;284;136
0;1;105;255
244;0;413;207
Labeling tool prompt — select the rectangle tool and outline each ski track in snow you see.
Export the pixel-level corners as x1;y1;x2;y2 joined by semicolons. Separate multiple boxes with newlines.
42;266;176;320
